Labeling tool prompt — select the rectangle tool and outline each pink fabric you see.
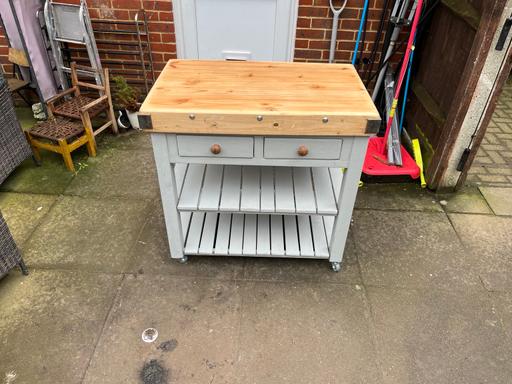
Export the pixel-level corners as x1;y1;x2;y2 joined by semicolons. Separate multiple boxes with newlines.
0;0;57;100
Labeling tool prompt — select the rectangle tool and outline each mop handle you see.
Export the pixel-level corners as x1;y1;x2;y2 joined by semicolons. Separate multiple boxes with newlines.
399;38;416;133
382;0;423;153
352;0;370;65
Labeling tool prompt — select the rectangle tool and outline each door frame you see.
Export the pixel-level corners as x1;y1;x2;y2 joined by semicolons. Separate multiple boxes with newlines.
430;0;512;189
172;0;298;61
454;5;512;189
421;0;509;189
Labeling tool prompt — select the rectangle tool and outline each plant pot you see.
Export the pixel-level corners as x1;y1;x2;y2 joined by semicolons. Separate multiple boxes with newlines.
126;109;140;130
116;110;130;131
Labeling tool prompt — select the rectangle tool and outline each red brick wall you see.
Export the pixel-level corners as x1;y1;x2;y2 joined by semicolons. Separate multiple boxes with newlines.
0;0;176;84
52;0;175;73
296;0;388;64
0;0;395;89
0;29;10;74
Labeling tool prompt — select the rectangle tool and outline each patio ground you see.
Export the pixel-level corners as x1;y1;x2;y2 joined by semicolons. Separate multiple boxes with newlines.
1;125;512;383
467;79;512;187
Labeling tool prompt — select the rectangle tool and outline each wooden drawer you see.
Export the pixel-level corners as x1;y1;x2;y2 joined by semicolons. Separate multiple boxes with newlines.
176;135;254;158
264;138;342;160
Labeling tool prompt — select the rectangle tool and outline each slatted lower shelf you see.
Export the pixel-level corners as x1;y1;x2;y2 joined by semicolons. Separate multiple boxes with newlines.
180;212;335;258
176;165;343;215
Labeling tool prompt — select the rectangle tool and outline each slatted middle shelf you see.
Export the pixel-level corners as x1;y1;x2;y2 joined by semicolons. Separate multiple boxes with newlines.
175;164;343;215
181;212;334;258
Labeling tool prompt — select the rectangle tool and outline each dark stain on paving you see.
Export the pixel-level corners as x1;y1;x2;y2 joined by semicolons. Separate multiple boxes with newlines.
157;339;178;352
204;359;217;369
179;303;196;312
140;359;168;384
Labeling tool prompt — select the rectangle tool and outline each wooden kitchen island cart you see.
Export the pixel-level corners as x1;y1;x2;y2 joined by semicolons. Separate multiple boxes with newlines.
139;60;380;271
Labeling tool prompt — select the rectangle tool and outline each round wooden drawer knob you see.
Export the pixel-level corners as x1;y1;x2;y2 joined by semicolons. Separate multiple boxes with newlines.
210;144;222;155
297;145;309;157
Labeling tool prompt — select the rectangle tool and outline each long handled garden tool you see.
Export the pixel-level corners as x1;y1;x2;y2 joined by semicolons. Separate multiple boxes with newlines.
364;0;391;84
384;71;403;165
352;0;370;66
399;37;417;134
328;0;347;63
362;0;423;179
385;34;418;166
372;0;417;101
412;139;427;187
366;0;440;89
381;0;423;155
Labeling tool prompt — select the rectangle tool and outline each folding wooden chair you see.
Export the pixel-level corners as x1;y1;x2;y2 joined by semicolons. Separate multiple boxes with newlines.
5;48;36;105
47;62;118;146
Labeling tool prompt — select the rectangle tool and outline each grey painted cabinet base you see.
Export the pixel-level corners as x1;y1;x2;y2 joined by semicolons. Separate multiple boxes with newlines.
151;133;368;271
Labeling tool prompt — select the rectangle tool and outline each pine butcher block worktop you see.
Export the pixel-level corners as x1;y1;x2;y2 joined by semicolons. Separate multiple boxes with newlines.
140;60;381;136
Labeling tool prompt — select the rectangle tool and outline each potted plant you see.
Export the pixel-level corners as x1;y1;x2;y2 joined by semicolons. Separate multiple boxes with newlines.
113;76;140;129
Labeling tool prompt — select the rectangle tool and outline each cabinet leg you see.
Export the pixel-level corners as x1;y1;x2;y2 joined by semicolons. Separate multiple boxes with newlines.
329;137;368;266
151;134;185;259
18;259;29;275
331;262;341;273
178;255;189;264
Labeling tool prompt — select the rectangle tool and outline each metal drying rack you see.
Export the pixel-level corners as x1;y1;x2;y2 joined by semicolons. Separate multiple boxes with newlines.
62;9;155;95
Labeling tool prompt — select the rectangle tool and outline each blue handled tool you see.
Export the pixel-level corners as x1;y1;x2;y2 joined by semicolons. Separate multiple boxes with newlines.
399;36;416;133
352;0;370;65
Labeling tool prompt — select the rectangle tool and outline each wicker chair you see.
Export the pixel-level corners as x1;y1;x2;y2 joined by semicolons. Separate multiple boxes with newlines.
0;70;31;278
47;62;118;142
0;211;28;278
0;72;33;184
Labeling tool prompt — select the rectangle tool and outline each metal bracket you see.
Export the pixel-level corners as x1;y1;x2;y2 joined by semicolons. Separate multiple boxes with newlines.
456;147;471;172
138;114;153;130
496;17;512;51
365;119;381;134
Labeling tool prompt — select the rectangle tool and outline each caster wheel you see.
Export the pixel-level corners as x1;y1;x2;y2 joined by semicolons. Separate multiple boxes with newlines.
178;256;189;264
331;262;341;273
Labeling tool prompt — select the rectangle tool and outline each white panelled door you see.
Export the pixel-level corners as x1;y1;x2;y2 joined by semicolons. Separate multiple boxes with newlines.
173;0;298;61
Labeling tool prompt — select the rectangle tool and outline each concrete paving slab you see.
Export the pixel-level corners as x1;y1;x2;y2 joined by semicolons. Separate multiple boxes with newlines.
490;292;512;342
82;274;241;384
0;151;80;195
449;213;512;291
23;196;149;272
64;148;159;200
356;183;443;212
0;192;57;246
436;187;492;214
367;287;512;384
235;281;381;384
129;204;245;280
242;231;361;284
0;270;121;384
478;186;512;215
353;210;481;290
